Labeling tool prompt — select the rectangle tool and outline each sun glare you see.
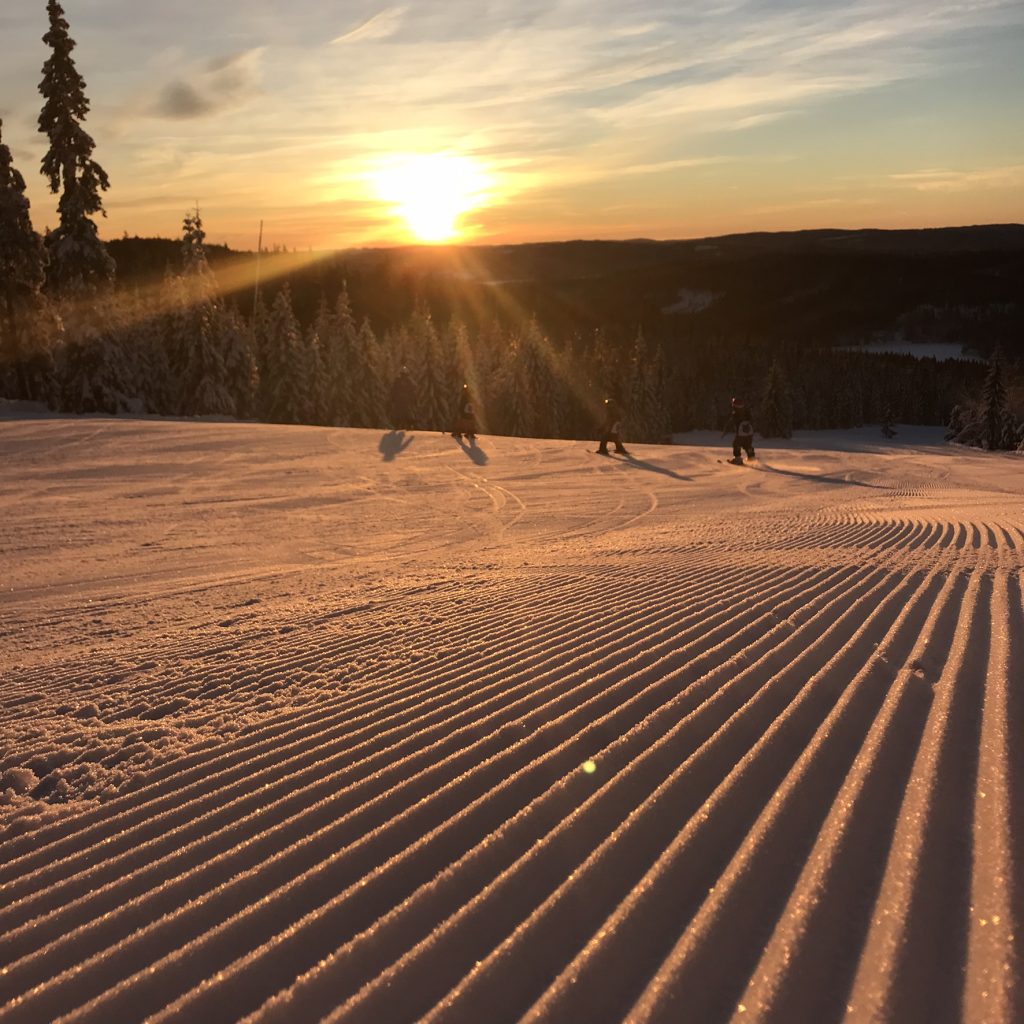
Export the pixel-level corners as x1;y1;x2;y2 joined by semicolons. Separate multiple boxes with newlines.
373;153;491;243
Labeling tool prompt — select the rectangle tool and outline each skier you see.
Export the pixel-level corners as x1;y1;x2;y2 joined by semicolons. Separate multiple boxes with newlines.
451;383;477;442
389;366;416;431
597;397;628;455
724;397;756;464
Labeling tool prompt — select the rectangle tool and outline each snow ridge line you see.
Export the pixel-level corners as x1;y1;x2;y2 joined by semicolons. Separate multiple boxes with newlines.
0;558;691;862
525;568;948;1024
381;569;909;1024
44;561;876;1024
0;563;841;1016
117;571;866;1023
0;552;749;896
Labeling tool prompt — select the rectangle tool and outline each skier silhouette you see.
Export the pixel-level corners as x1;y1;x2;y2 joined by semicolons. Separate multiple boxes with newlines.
597;397;628;455
724;397;756;464
451;383;477;442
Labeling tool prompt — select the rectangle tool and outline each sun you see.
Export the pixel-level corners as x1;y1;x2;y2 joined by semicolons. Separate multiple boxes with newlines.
372;153;491;243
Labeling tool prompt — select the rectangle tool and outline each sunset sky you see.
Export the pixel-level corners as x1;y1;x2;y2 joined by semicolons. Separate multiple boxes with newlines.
2;0;1022;250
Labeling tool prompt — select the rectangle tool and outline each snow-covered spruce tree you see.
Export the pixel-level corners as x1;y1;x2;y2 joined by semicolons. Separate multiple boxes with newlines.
170;209;234;417
58;314;131;413
128;294;174;415
0;118;51;400
626;330;649;441
499;333;536;437
38;0;114;293
219;306;259;419
627;329;671;444
644;339;672;443
302;324;327;424
262;286;306;423
409;306;452;431
980;347;1009;450
519;316;565;439
945;403;965;441
760;359;793;438
314;290;355;425
470;318;508;435
350;317;386;428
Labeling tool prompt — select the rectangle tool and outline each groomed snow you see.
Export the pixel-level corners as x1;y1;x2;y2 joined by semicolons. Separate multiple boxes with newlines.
1;416;1021;1023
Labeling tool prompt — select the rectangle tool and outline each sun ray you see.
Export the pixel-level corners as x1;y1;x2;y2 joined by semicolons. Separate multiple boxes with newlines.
56;249;331;336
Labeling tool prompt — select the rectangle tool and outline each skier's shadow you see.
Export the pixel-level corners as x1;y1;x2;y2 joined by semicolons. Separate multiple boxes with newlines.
619;453;690;481
457;439;489;466
379;430;414;462
756;463;884;488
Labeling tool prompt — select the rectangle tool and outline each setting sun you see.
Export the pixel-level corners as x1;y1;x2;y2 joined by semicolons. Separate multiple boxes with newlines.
372;153;491;243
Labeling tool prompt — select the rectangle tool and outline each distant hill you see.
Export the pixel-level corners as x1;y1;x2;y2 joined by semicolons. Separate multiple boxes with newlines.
107;225;1024;359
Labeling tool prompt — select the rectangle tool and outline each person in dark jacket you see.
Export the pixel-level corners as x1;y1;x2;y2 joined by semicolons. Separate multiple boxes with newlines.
389;366;416;430
725;397;755;463
451;383;477;442
597;397;628;455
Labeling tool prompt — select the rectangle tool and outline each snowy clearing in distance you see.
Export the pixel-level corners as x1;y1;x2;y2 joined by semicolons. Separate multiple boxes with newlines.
836;341;983;362
1;415;1022;1024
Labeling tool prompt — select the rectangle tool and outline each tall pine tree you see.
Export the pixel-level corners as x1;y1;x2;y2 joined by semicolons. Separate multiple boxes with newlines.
408;305;452;430
220;306;259;419
0;118;49;399
981;347;1009;450
171;208;234;416
38;0;114;292
263;287;306;423
351;318;386;427
760;359;793;438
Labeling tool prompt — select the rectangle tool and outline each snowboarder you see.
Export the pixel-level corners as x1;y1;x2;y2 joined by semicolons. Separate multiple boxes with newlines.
451;383;477;442
724;397;756;464
389;366;416;431
597;397;628;455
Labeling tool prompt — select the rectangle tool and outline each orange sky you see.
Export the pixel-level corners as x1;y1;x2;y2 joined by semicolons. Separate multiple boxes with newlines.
2;1;1022;249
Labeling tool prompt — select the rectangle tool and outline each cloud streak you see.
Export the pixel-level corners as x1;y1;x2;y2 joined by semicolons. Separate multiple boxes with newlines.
332;7;408;45
890;165;1024;192
149;49;264;120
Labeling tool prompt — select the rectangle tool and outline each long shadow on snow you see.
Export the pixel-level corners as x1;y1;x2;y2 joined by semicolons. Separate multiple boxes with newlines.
379;430;415;461
619;453;691;482
755;461;887;489
457;439;489;466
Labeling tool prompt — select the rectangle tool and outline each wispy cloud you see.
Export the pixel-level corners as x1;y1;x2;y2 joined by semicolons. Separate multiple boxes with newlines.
889;165;1024;192
149;49;264;120
331;6;407;45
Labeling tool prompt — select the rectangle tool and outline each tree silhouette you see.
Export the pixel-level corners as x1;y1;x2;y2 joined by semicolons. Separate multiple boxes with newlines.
0;118;49;399
263;287;306;423
38;0;114;292
760;359;793;438
981;347;1009;450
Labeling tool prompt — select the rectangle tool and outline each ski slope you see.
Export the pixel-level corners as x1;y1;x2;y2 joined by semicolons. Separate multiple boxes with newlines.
1;415;1022;1024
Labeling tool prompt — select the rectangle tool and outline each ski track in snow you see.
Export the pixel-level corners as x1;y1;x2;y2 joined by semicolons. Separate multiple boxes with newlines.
0;418;1022;1024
